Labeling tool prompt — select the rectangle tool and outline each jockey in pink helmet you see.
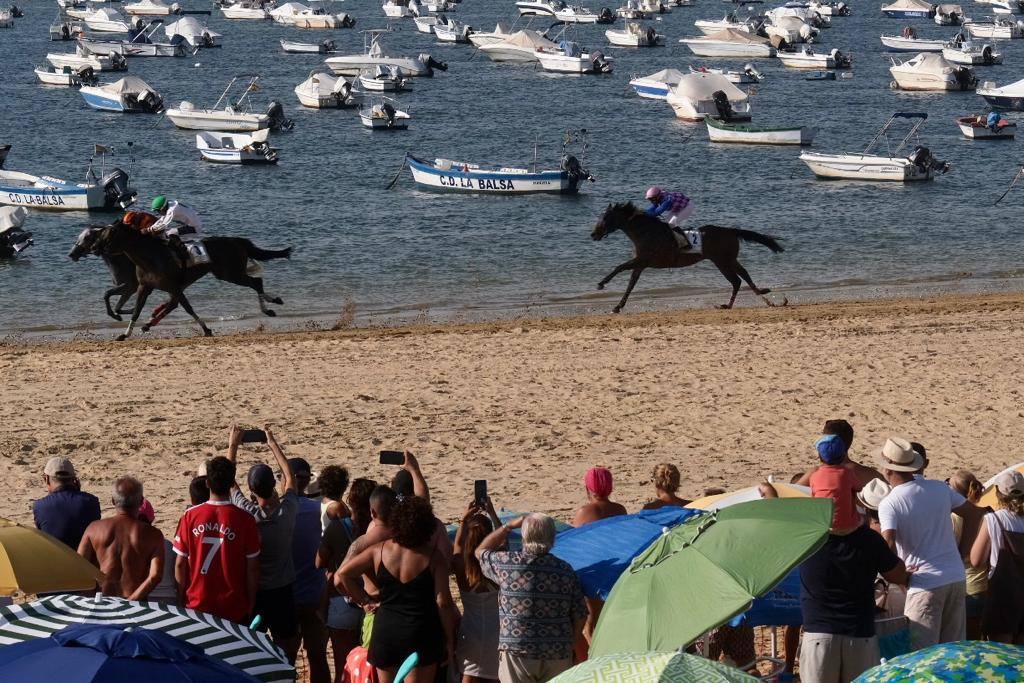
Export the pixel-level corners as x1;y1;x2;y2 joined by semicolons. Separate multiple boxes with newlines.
645;187;696;247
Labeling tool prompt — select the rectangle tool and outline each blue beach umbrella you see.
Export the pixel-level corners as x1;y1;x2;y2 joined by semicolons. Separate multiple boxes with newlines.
0;623;262;682
552;507;700;600
854;641;1024;682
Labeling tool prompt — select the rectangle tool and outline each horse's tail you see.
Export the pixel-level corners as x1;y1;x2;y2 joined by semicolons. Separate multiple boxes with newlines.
244;241;293;261
732;228;784;253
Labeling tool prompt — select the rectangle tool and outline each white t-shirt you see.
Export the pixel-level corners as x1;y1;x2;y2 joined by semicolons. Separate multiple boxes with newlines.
878;477;966;593
985;509;1024;578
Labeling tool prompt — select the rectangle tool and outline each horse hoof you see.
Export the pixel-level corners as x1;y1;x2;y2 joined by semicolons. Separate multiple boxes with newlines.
612;307;621;314
203;329;213;337
115;334;127;342
142;325;151;333
110;314;122;322
596;283;605;291
271;297;283;305
264;309;277;317
718;304;732;310
757;288;771;295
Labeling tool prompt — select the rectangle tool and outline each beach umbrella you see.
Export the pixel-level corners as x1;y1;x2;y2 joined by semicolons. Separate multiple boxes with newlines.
550;651;758;683
552;507;700;600
686;483;810;512
0;622;260;682
853;641;1024;682
589;498;832;657
0;593;293;683
0;518;104;594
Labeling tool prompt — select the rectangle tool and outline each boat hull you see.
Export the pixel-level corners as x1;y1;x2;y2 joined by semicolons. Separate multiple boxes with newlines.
478;45;538;62
325;56;428;76
880;36;946;51
680;40;775;57
407;156;578;194
199;149;277;164
0;171;106;210
80;89;128;111
706;119;814;144
956;118;1016;137
978;92;1024;110
629;78;671;99
799;152;934;180
882;9;933;17
778;53;836;67
606;29;663;46
166;110;268;130
35;68;80;85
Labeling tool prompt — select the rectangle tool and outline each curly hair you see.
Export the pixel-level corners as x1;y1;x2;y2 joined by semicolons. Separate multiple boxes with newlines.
347;478;377;535
386;496;437;549
997;490;1024;516
653;463;680;494
318;465;350;502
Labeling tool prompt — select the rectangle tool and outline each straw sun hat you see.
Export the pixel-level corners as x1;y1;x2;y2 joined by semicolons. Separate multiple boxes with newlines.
876;437;924;473
857;478;892;511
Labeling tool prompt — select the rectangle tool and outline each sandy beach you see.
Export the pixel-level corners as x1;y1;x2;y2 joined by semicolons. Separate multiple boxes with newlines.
2;292;1022;538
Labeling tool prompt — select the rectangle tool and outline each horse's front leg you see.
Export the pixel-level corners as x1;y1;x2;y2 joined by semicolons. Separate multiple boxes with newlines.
613;267;645;314
176;292;213;337
598;258;637;290
117;286;152;341
103;285;128;321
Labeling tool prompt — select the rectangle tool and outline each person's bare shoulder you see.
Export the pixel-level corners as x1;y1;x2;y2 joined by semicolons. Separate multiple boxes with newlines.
571;504;597;527
611;502;628;516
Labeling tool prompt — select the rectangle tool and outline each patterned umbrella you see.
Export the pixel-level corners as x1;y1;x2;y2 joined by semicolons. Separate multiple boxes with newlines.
854;641;1024;682
0;594;293;683
550;651;758;683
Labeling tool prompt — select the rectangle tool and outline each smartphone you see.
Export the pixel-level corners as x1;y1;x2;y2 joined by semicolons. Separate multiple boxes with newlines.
240;429;267;444
379;450;405;465
474;480;487;507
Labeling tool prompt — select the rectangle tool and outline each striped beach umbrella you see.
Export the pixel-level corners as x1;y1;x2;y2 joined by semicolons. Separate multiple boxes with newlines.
0;594;294;683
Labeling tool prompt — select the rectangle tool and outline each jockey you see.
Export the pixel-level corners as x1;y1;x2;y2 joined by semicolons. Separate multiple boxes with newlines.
645;186;696;248
145;196;202;240
120;209;158;232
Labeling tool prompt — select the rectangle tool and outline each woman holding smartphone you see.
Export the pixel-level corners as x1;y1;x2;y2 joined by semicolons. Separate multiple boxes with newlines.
453;498;502;683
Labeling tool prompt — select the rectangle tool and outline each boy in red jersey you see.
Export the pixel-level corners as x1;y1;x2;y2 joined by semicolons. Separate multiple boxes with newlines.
173;455;261;623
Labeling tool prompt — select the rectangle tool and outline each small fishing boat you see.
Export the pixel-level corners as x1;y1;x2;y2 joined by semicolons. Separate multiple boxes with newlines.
688;63;764;83
468;22;510;46
955;113;1015;137
704;116;815;144
799;0;849;17
881;0;934;17
424;0;456;11
167;75;285;130
535;39;614;73
79;22;188;57
0;144;136;211
405;150;593;194
778;46;851;67
359;97;411;130
694;14;761;35
881;28;947;52
805;69;836;79
799;112;948;181
605;20;664;46
196;130;278;164
942;40;1001;63
35;64;99;86
629;67;686;98
83;7;136;32
325;30;447;76
667;71;752;120
220;0;271;19
479;29;557;62
765;15;819;43
358;65;410;91
294;69;359;107
889;52;975;90
281;38;336;53
164;16;220;47
413;15;438;32
123;0;181;15
767;5;829;26
516;0;562;15
433;15;472;42
47;48;127;72
990;0;1023;14
381;0;412;16
50;16;82;40
0;9;13;28
79;76;164;112
933;3;965;23
681;29;777;57
977;77;1024;109
963;17;1024;38
554;4;602;22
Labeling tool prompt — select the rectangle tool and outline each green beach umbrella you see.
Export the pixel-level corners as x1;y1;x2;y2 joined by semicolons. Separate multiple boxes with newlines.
590;498;832;657
854;641;1024;682
551;651;758;683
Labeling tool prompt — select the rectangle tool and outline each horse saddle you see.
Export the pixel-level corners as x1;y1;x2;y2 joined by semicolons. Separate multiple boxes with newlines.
672;228;702;254
184;241;211;268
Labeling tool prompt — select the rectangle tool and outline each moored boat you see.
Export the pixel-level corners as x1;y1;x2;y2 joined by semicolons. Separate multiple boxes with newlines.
165;75;291;131
933;3;965;23
942;40;1001;63
196;130;279;164
164;16;221;47
294;69;359;107
629;67;686;98
962;17;1024;38
881;0;934;18
880;33;947;51
606;20;664;46
47;48;127;71
778;46;851;67
977;77;1024;109
688;63;764;83
666;71;752;120
83;7;136;32
220;0;271;19
0;144;136;211
358;65;410;91
281;38;336;53
123;0;181;16
359;97;411;129
704;116;815;144
478;29;557;62
35;64;99;86
405;151;593;194
535;39;614;73
680;28;776;57
955;113;1015;137
324;30;447;76
79;75;164;112
889;51;975;90
433;15;472;42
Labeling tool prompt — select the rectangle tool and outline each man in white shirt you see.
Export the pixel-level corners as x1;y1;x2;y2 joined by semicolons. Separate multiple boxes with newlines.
876;437;971;650
145;195;202;239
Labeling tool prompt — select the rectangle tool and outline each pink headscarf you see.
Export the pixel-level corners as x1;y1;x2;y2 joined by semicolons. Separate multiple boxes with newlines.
138;498;156;524
585;467;614;498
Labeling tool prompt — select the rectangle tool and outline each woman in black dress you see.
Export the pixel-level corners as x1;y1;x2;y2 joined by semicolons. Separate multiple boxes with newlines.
338;493;456;683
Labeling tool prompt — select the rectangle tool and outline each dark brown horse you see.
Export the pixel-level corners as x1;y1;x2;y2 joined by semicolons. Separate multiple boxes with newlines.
84;223;291;340
591;202;784;313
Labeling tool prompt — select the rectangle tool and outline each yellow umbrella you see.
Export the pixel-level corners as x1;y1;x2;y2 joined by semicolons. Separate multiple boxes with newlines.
979;462;1024;509
0;519;103;595
686;482;811;511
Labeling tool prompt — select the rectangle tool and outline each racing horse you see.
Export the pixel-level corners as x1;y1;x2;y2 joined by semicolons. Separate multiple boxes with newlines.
591;202;784;313
71;223;292;340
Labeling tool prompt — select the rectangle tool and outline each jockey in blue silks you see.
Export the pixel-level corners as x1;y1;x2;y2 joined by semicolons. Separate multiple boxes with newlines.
645;186;695;248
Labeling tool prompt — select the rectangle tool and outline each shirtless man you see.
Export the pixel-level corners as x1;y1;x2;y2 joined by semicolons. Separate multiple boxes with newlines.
77;476;165;600
794;419;885;490
571;467;627;527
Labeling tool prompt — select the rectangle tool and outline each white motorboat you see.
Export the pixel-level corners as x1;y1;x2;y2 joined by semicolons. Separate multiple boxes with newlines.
554;5;601;22
516;0;562;15
413;15;438;32
478;29;557;62
65;6;93;19
196;130;278;164
123;0;181;15
767;5;830;25
766;15;819;43
164;17;220;47
424;0;455;10
359;97;410;129
977;77;1024;109
680;28;776;57
705;116;815;144
358;65;410;91
34;64;99;86
778;46;850;67
942;40;1001;62
294;69;359;107
606;21;664;46
80;76;164;112
434;15;472;42
47;48;127;71
50;16;82;40
467;21;509;46
271;2;353;25
882;0;935;17
799;112;948;181
382;0;412;17
881;34;948;51
281;38;336;53
963;17;1024;38
666;71;752;120
934;3;966;23
955;113;1015;137
990;0;1024;14
617;0;668;17
694;14;761;35
802;0;850;16
166;75;281;130
689;63;764;83
0;144;136;211
405;143;593;194
629;68;685;98
220;0;271;19
889;52;975;89
325;30;447;76
83;7;135;32
535;39;614;73
79;22;188;57
0;9;13;28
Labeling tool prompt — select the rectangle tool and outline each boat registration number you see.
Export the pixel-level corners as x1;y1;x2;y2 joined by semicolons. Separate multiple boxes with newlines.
8;192;68;207
438;175;517;190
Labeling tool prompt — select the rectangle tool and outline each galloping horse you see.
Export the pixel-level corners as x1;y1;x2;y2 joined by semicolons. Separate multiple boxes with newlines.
591;202;784;313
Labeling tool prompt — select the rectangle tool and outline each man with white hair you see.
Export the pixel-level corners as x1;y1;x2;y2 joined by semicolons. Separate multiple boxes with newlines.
476;514;587;683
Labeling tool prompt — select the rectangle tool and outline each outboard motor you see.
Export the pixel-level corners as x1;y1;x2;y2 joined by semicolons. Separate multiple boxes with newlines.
381;102;397;126
646;27;657;44
831;49;851;68
909;147;951;175
10;4;23;17
0;228;33;258
742;62;763;81
591;50;613;73
712;89;734;120
982;45;994;64
561;153;595;187
420;54;448;76
139;90;164;113
340;13;356;27
201;31;216;47
835;1;850;15
597;7;615;22
76;65;99;86
333;79;352;105
769;34;789;52
953;66;976;90
111;52;127;71
322;39;336;52
267;100;294;131
100;168;136;210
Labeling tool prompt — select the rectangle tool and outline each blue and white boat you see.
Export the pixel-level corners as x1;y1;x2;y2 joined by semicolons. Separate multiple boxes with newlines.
977;77;1024;109
0;144;136;211
882;0;934;18
79;76;164;112
629;67;685;99
406;152;593;194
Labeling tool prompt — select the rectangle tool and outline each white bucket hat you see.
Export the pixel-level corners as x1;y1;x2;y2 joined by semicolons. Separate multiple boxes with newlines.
857;478;892;510
876;437;924;473
994;471;1024;498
